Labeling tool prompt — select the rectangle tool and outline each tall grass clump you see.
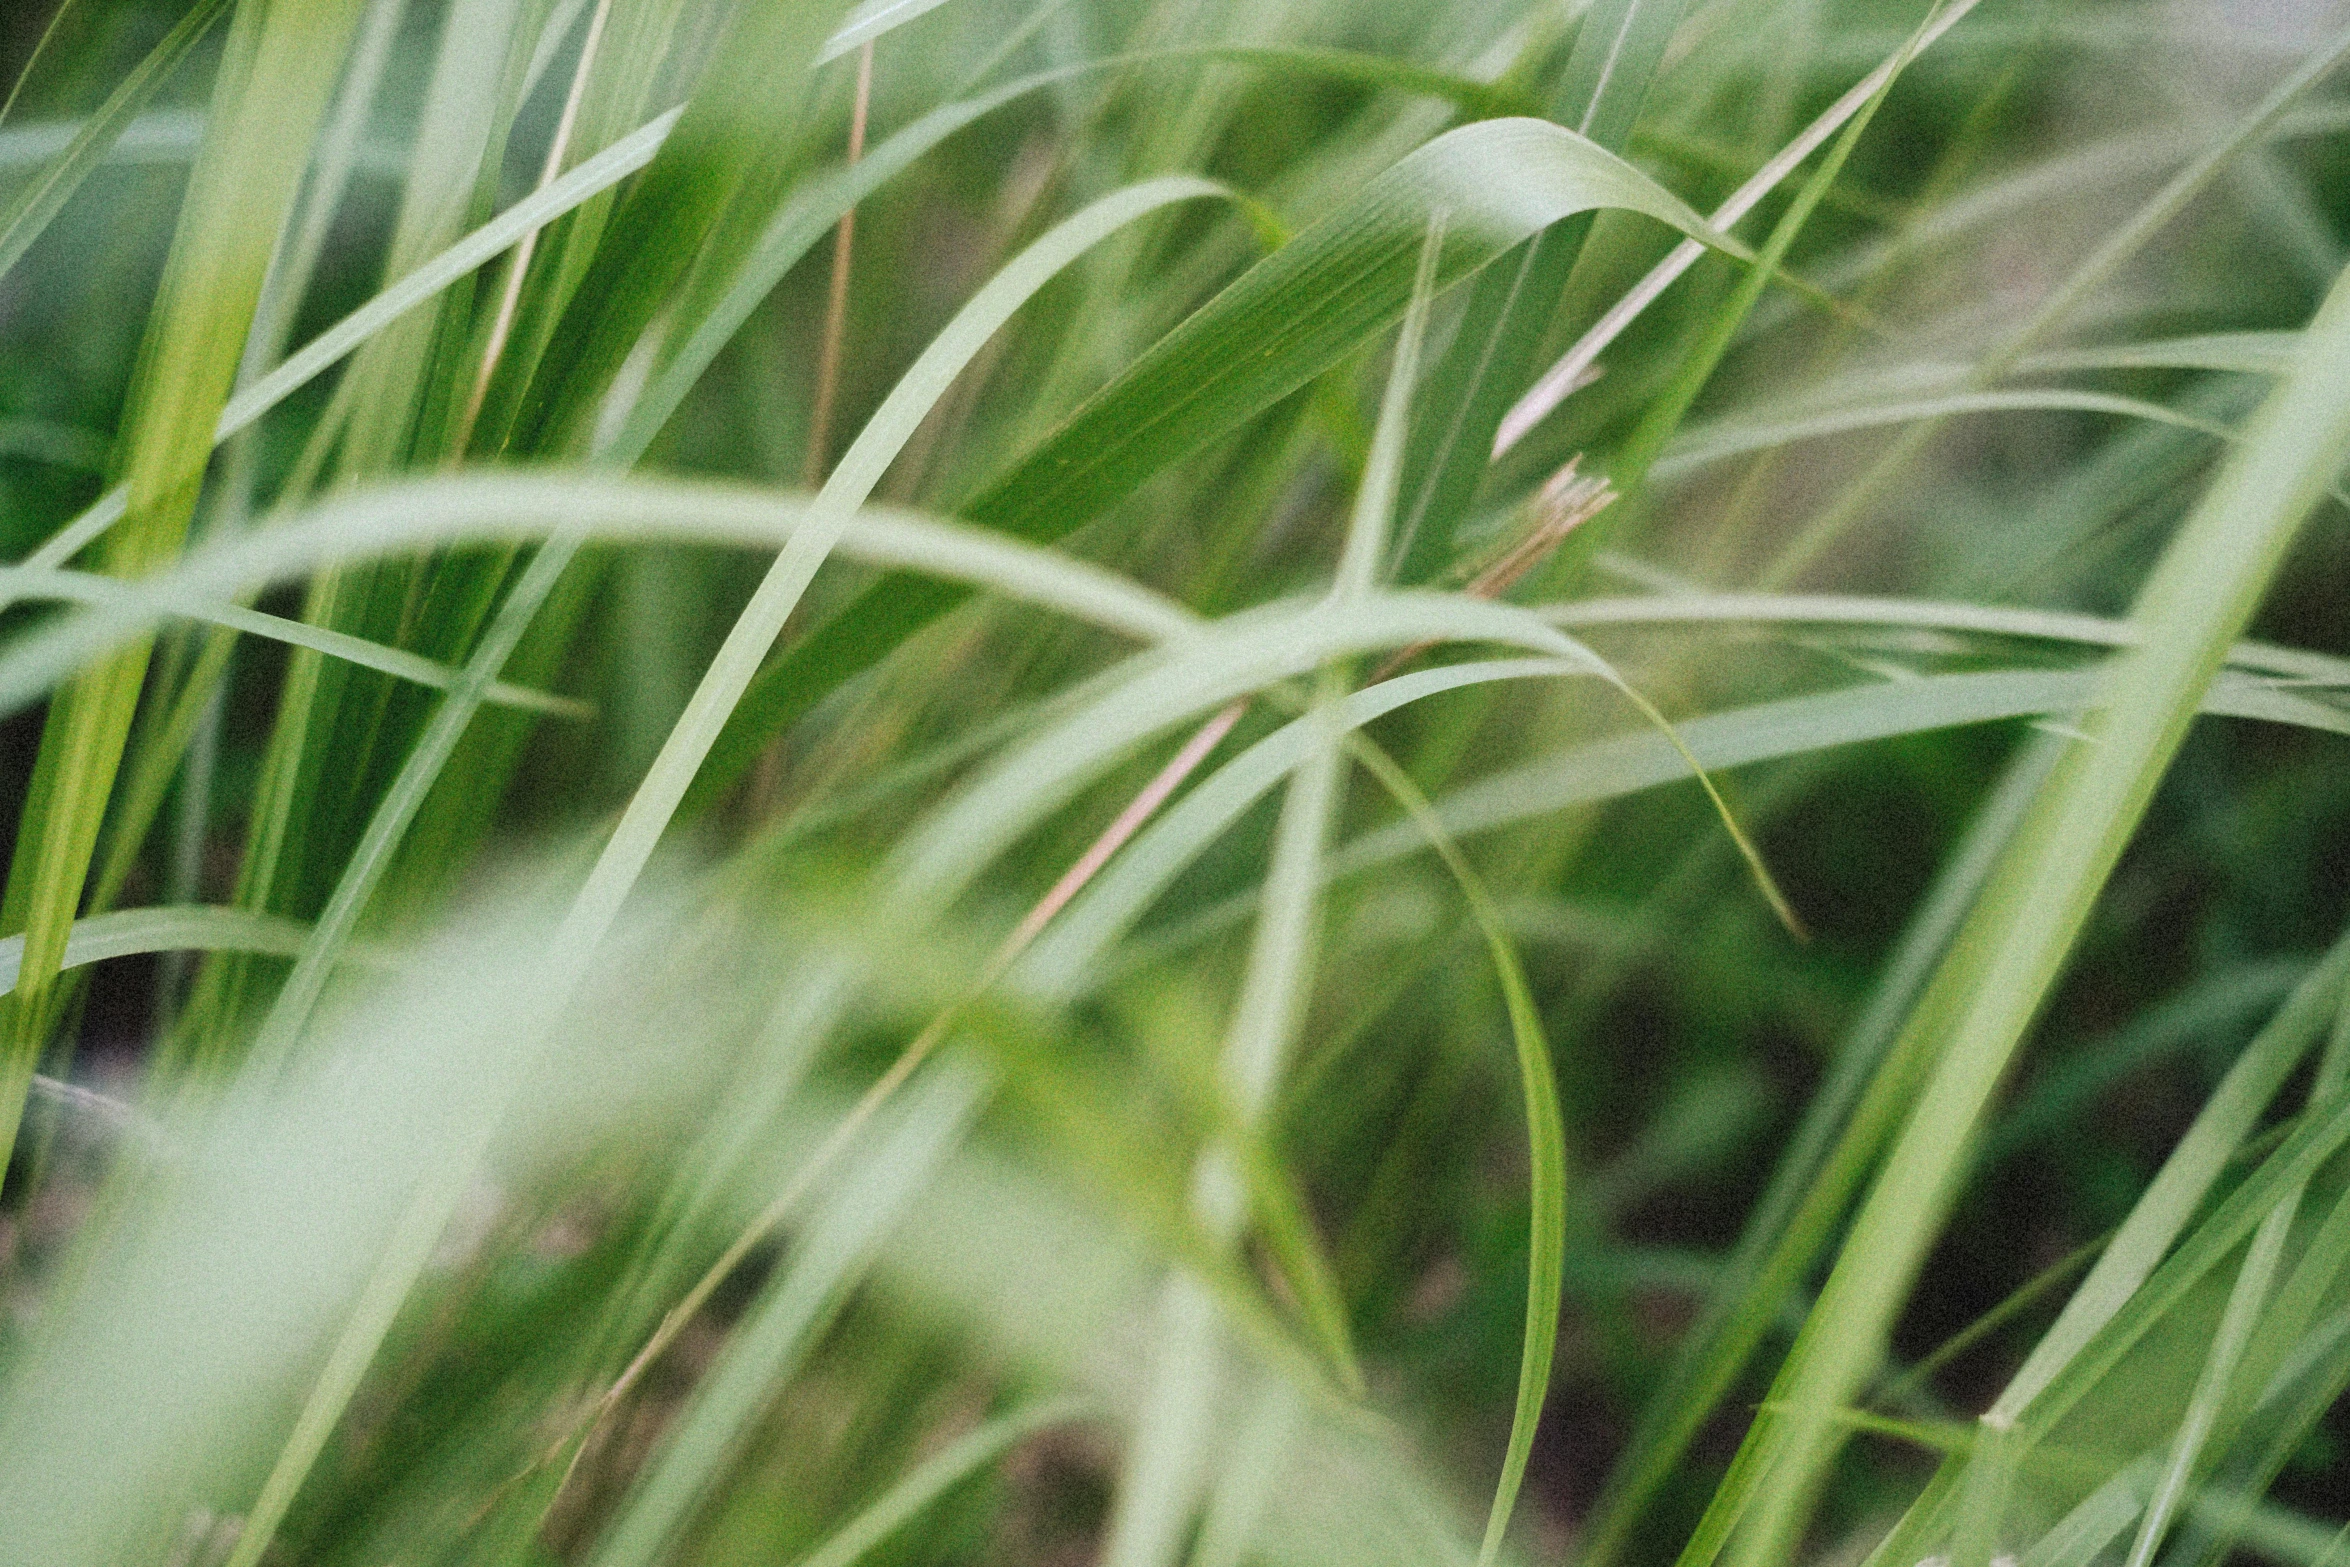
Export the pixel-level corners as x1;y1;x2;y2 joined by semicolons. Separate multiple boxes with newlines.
1;0;2349;1564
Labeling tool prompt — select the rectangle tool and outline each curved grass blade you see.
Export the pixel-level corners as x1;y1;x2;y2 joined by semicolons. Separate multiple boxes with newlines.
0;477;1211;720
1657;389;2250;482
888;595;1602;913
1015;658;1583;996
2015;331;2301;376
1345;738;1566;1567
0;904;313;995
548;175;1239;994
0;564;585;715
1387;0;1695;587
614;43;1528;474
1494;0;1984;457
691;114;1748;806
1541;592;2350;682
1112;667;2350;977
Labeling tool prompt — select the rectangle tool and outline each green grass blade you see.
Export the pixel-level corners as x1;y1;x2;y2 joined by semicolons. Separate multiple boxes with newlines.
2013;331;2301;376
550;175;1238;993
1571;728;2066;1567
1388;0;1692;585
790;1399;1093;1567
818;0;963;62
1345;737;1567;1567
502;0;854;455
0;0;372;1173
2119;1187;2300;1567
0;0;231;289
1081;663;2350;984
0;476;1218;718
1101;219;1445;1567
1015;658;1582;997
589;1063;983;1567
5;104;681;581
2020;1461;2152;1567
1496;0;1985;457
1542;592;2350;682
0;564;585;714
0;904;313;994
888;595;1599;911
1711;255;2350;1567
1987;929;2350;1424
1659;389;2258;482
615;45;1525;476
688;114;1745;806
1582;0;1922;525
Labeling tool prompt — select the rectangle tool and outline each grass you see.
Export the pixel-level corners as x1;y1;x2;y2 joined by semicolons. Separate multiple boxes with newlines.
0;1;2349;1565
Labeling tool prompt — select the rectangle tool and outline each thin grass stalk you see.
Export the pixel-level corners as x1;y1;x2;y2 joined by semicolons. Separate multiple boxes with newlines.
805;39;874;487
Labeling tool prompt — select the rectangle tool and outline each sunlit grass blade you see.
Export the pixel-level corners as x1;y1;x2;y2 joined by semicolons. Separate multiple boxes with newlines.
0;0;372;1172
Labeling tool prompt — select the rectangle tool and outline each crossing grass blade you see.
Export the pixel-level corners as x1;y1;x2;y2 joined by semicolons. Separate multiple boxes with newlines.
685;114;1748;807
1701;252;2350;1567
1387;0;1693;587
0;0;230;289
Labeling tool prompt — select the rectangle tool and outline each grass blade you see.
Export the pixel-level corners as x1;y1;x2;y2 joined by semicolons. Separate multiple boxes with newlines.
688;114;1745;805
0;0;372;1172
0;0;230;290
1707;253;2350;1567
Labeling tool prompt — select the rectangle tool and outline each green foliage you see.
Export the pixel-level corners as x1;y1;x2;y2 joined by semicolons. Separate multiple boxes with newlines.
1;2;2349;1566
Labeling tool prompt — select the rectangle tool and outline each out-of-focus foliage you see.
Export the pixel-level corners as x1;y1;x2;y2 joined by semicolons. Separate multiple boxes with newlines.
0;2;2348;1566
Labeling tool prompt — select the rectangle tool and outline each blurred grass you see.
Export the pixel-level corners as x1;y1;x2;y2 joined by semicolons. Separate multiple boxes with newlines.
0;1;2349;1565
